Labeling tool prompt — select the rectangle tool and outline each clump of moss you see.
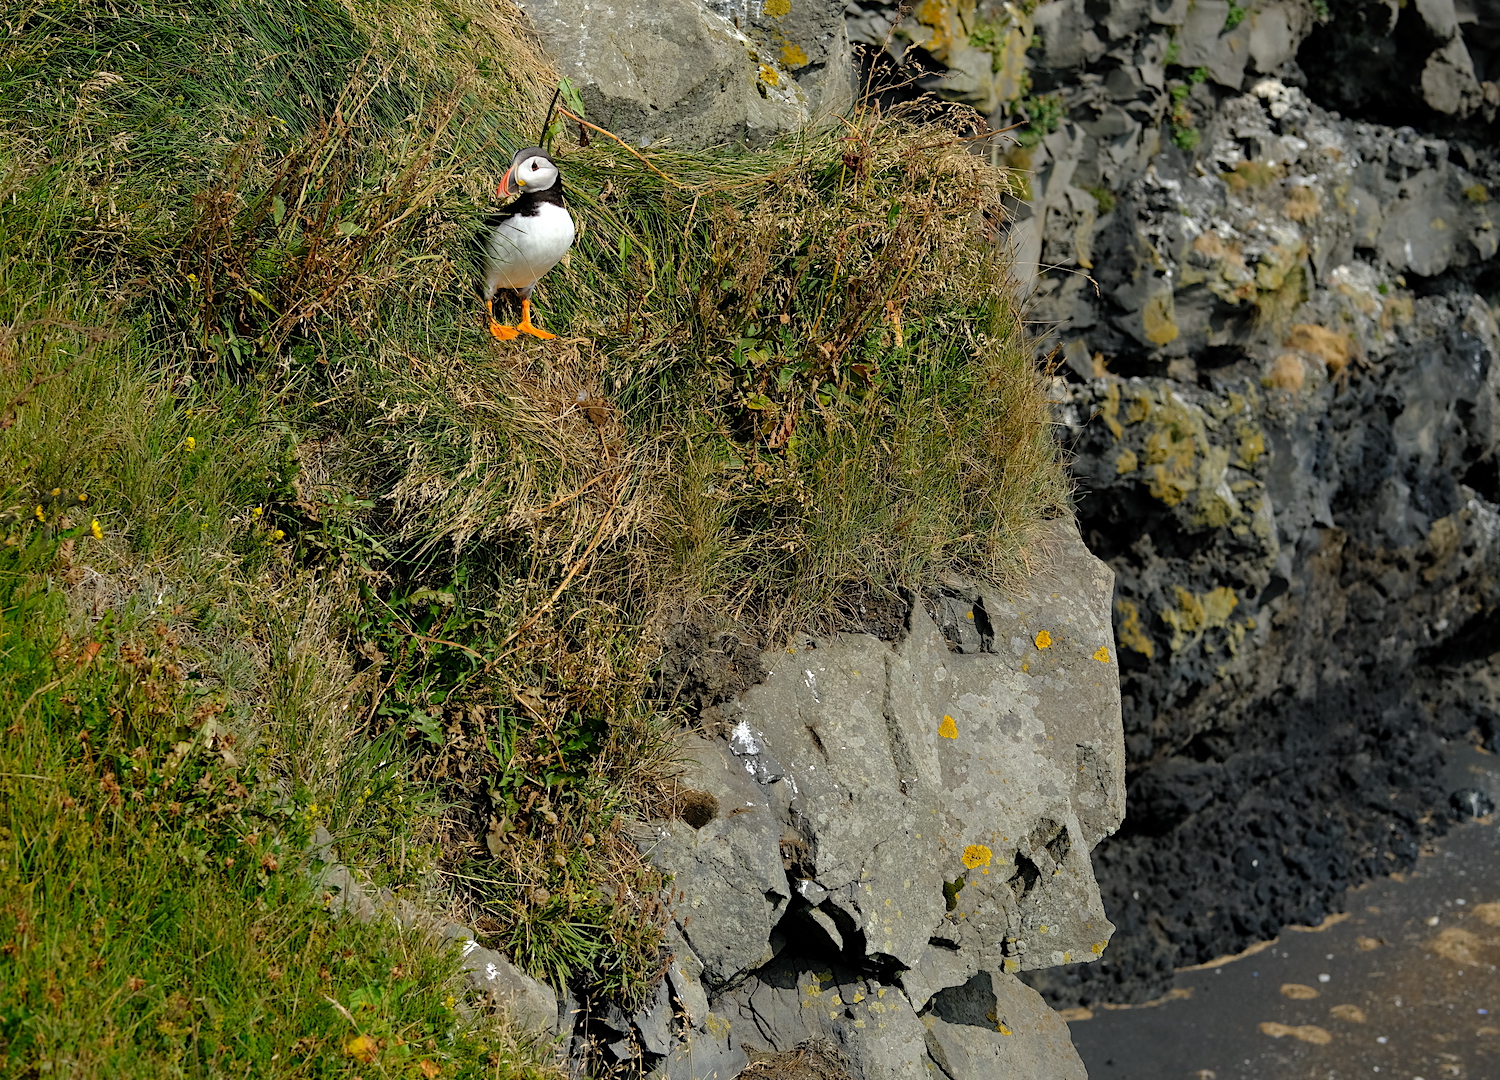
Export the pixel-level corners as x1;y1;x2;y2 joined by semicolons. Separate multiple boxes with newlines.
1168;70;1209;153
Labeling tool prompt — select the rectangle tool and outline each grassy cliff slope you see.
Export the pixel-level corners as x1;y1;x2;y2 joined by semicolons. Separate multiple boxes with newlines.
0;0;1066;1074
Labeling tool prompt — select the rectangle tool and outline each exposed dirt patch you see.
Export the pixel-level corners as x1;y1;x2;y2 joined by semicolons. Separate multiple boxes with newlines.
740;1040;856;1080
654;609;768;725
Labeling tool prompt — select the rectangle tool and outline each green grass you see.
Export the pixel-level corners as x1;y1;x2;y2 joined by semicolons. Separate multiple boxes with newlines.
0;0;1069;1065
0;533;560;1079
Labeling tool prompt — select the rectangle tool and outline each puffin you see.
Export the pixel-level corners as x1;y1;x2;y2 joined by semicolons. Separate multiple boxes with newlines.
483;146;575;340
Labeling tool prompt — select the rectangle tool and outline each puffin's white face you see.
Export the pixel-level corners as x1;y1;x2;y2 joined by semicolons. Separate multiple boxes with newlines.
498;149;559;197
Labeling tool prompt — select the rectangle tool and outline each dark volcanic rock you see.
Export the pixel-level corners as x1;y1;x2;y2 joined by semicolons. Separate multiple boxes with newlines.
855;0;1500;1010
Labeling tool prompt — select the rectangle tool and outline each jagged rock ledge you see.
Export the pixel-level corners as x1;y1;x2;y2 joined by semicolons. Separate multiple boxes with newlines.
586;522;1125;1079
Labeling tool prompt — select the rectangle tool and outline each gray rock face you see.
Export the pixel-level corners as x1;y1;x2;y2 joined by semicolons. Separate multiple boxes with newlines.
621;521;1123;1078
521;0;851;149
873;0;1500;1014
924;969;1087;1080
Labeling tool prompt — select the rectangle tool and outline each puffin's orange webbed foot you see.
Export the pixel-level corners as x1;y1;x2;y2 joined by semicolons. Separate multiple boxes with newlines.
516;299;556;340
485;299;520;341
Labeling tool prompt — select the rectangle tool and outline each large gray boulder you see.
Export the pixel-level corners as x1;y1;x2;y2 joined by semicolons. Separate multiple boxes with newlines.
521;0;851;149
632;520;1124;1077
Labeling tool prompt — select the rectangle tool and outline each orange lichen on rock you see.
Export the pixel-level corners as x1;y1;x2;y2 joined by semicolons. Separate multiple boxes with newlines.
1267;352;1306;390
1285;185;1320;221
1283;323;1353;377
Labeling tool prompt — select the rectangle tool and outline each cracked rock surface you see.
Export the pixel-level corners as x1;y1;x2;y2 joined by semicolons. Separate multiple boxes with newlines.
610;521;1123;1079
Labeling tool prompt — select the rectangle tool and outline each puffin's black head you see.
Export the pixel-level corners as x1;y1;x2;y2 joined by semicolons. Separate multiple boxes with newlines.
498;147;560;197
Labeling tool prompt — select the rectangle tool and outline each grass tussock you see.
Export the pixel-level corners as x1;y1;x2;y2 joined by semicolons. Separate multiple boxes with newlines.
0;0;1068;1066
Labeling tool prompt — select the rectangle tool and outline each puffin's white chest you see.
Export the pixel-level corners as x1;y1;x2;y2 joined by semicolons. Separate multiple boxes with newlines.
484;202;575;291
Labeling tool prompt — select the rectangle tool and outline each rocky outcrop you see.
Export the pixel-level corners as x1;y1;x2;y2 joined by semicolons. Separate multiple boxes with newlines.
843;0;1500;1009
521;0;853;149
583;522;1124;1078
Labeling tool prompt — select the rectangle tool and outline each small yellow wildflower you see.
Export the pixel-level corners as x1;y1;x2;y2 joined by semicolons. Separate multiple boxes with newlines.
272;529;285;541
90;519;103;540
250;506;263;517
50;487;60;496
186;273;198;283
77;492;88;502
183;436;196;451
34;506;45;523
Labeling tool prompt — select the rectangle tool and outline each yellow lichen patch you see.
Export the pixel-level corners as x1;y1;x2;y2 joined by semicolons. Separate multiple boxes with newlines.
762;0;790;15
1126;392;1153;426
1133;392;1203;506
1259;1022;1332;1045
1142;291;1179;346
1160;585;1238;652
1283;323;1352;377
1279;983;1320;1000
780;42;808;67
1093;646;1110;663
1091;940;1106;955
1115;447;1138;474
1266;353;1305;391
1235;420;1264;468
939;714;959;739
1148;453;1196;507
1424;514;1462;582
961;844;993;869
1034;630;1051;649
996;1022;1012;1035
758;64;780;86
1465;182;1490;203
1329;1004;1366;1023
1254;255;1308;329
1284;185;1320;221
1115;599;1155;659
1100;382;1123;438
1191;444;1239;527
1002;957;1020;973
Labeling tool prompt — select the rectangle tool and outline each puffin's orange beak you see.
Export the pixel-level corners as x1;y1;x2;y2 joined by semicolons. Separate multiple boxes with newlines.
498;167;519;198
